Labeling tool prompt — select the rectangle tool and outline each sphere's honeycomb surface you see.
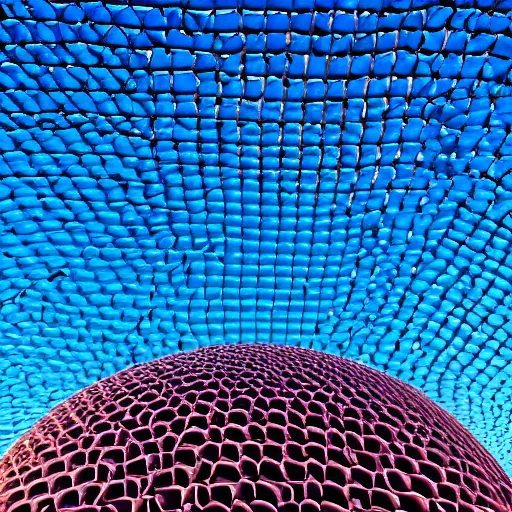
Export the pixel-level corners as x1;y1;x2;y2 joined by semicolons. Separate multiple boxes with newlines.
1;345;511;512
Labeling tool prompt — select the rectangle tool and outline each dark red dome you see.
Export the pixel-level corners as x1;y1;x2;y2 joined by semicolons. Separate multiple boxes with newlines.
1;344;511;512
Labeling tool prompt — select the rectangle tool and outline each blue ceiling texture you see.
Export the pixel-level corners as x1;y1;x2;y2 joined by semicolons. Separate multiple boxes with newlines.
1;0;512;474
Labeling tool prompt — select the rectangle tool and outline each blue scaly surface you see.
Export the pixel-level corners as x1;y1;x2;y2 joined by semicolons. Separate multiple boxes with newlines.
1;0;512;474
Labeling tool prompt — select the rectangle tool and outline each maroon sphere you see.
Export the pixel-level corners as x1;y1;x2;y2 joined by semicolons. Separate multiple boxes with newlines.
1;344;511;512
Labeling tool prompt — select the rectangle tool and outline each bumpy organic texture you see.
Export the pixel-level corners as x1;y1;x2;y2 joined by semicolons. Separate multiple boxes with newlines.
1;345;511;512
2;0;512;474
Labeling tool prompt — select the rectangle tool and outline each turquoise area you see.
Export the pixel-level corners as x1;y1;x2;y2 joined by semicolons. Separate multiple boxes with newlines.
1;0;512;475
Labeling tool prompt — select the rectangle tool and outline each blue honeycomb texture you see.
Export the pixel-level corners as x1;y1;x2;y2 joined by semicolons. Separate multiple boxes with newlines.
1;0;512;475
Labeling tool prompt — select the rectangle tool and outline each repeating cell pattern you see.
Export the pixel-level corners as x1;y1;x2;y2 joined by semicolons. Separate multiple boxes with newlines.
2;0;512;474
1;344;512;512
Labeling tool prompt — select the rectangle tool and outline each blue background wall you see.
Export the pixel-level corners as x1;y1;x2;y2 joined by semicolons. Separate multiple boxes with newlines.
1;0;512;473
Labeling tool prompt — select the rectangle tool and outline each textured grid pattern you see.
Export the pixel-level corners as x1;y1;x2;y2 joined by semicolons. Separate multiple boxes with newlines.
1;345;512;512
1;0;512;474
